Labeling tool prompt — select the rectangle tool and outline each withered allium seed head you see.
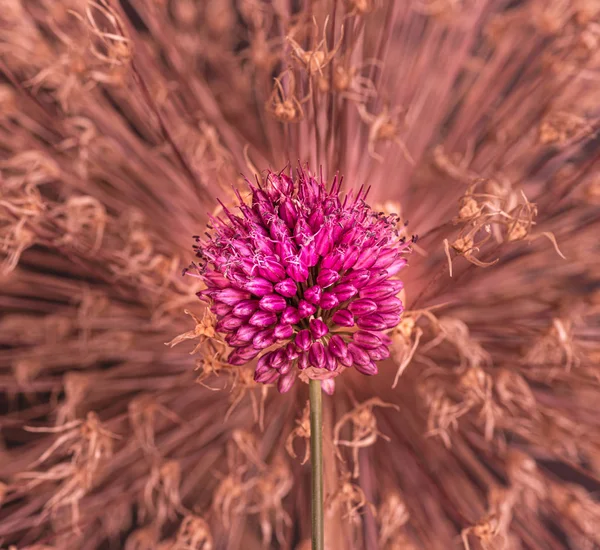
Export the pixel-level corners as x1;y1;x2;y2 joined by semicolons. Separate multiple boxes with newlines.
189;168;411;392
2;0;600;549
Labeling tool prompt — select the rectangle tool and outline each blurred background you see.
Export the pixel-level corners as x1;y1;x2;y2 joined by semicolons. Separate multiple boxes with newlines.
1;0;600;549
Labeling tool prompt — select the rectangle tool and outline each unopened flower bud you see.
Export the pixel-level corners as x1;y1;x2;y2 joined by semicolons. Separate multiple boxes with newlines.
348;298;378;316
309;318;328;339
298;300;317;318
281;306;301;324
304;285;323;305
316;268;340;288
309;341;326;369
295;329;312;351
249;310;278;327
259;293;287;312
274;324;294;339
274;278;297;297
332;309;355;327
352;330;383;350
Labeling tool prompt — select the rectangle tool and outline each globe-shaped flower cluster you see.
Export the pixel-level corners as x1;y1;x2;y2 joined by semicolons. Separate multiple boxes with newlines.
191;168;412;393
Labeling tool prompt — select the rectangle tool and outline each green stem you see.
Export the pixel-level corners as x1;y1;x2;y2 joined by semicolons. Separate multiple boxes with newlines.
309;378;324;550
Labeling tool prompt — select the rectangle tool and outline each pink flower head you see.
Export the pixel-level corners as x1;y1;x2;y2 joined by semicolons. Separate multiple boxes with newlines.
189;167;412;393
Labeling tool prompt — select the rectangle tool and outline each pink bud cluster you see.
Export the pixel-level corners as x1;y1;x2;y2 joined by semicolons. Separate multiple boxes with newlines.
188;168;412;393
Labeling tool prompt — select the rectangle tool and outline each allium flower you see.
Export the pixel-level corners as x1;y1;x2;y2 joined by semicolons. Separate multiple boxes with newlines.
1;1;600;550
191;168;411;392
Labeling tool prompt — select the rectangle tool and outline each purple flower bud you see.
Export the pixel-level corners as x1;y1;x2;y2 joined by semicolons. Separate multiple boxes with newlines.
368;345;390;361
259;293;287;313
266;348;284;368
354;360;378;376
254;367;279;383
228;345;261;365
276;238;297;261
270;173;293;195
298;352;310;370
380;312;402;329
287;260;309;283
376;296;403;314
309;318;329;339
308;208;324;232
216;314;244;332
328;335;348;358
274;278;297;297
316;269;340;288
279;199;298;228
239;259;256;276
235;324;260;342
325;349;337;371
352;330;383;350
244;277;274;297
279;359;293;375
294;219;312;246
356;314;387;331
258;256;286;282
253;329;277;349
366;270;389;287
298;300;317;318
286;342;299;360
204;271;231;289
341;246;360;270
249;310;278;327
281;306;301;324
353;247;378;270
322;249;344;270
300;242;319;267
359;282;398;300
348;298;378;316
255;236;275;256
340;226;358;245
198;289;217;303
295;329;312;351
278;372;295;393
265;370;282;384
304;285;323;305
268;220;287;239
211;303;232;316
215;288;251;306
338;353;354;367
274;324;294;339
315;226;333;256
322;378;336;395
386;258;407;277
226;334;247;347
232;299;259;318
332;283;358;302
331;222;344;242
252;186;272;207
309;341;326;369
320;292;339;310
389;279;405;293
348;342;371;366
332;309;355;327
342;269;371;288
255;354;272;376
371;247;398;270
